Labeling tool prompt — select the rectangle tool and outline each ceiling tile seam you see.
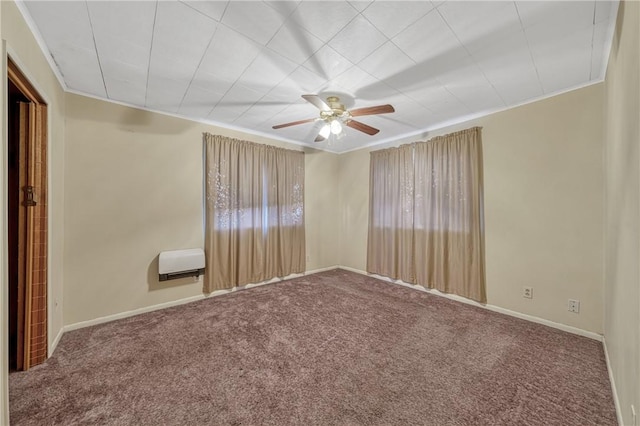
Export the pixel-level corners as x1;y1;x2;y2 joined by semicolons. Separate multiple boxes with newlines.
231;87;293;127
358;2;435;43
433;84;469;115
262;0;303;45
179;1;222;23
182;10;303;117
379;7;442;68
589;1;597;80
205;51;266;117
354;14;396;61
513;1;546;95
366;41;445;113
220;1;296;48
264;0;299;19
228;72;294;124
263;38;323;71
354;1;374;14
240;77;304;124
400;90;439;115
264;3;363;82
306;7;362;64
258;41;360;110
204;34;293;118
262;4;300;47
144;1;160;107
589;24;596;81
176;22;221;112
276;16;362;87
243;103;291;130
218;1;231;23
355;8;452;111
84;0;109;98
182;8;320;77
262;8;328;66
349;34;439;116
434;6;507;108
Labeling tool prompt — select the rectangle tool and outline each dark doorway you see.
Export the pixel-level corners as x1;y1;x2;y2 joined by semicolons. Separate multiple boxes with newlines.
8;79;29;371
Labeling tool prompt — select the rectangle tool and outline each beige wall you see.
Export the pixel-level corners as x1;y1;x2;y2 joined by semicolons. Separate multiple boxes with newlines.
63;93;339;325
2;1;66;358
340;83;605;334
1;1;66;422
604;1;640;424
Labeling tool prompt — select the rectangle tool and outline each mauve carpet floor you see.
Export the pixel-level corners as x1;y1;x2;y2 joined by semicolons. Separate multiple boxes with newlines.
10;269;617;425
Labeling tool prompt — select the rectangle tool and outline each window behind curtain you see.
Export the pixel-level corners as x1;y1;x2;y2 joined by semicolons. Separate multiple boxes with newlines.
367;127;486;303
203;134;305;292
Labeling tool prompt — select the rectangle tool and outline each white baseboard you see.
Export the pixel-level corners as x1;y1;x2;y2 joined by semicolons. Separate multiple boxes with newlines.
602;337;623;426
59;264;603;355
48;327;64;356
63;293;207;333
62;266;339;334
338;266;603;341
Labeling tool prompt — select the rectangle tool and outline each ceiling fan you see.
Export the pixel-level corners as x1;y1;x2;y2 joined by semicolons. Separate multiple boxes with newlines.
272;95;395;142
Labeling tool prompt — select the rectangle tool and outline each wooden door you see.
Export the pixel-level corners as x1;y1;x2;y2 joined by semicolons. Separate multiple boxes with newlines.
8;59;48;371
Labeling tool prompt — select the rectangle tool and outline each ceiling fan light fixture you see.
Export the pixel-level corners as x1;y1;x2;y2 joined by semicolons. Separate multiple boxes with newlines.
271;95;395;142
319;123;331;139
330;119;343;135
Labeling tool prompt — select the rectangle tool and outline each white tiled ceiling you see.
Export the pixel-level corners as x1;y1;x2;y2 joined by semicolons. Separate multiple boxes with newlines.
22;0;618;153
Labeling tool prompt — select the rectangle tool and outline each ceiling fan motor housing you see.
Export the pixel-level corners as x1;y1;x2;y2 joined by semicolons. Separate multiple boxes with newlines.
320;96;350;121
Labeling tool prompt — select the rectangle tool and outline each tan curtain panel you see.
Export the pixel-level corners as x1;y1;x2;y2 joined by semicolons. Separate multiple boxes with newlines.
367;127;486;303
204;134;305;292
367;144;416;282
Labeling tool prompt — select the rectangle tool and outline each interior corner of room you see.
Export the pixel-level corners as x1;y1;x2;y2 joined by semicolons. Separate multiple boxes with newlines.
1;0;639;425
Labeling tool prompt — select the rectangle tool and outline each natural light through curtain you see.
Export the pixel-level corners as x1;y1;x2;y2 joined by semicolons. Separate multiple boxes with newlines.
367;127;486;303
204;134;305;292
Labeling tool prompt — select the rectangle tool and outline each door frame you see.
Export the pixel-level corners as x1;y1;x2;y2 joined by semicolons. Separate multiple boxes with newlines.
0;50;52;370
1;39;9;426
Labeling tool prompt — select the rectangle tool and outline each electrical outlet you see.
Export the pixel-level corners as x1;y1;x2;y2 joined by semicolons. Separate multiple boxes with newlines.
523;287;533;299
568;299;580;313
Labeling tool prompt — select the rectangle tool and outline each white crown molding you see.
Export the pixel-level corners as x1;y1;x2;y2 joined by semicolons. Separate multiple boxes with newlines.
338;78;605;154
13;0;68;92
64;88;343;155
599;0;620;81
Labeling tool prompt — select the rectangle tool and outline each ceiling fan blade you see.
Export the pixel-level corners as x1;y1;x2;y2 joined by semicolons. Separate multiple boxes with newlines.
347;119;380;136
302;94;332;112
349;104;395;117
272;118;317;129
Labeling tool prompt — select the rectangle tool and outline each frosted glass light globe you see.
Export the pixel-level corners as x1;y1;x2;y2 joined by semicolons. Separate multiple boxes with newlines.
330;120;342;135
